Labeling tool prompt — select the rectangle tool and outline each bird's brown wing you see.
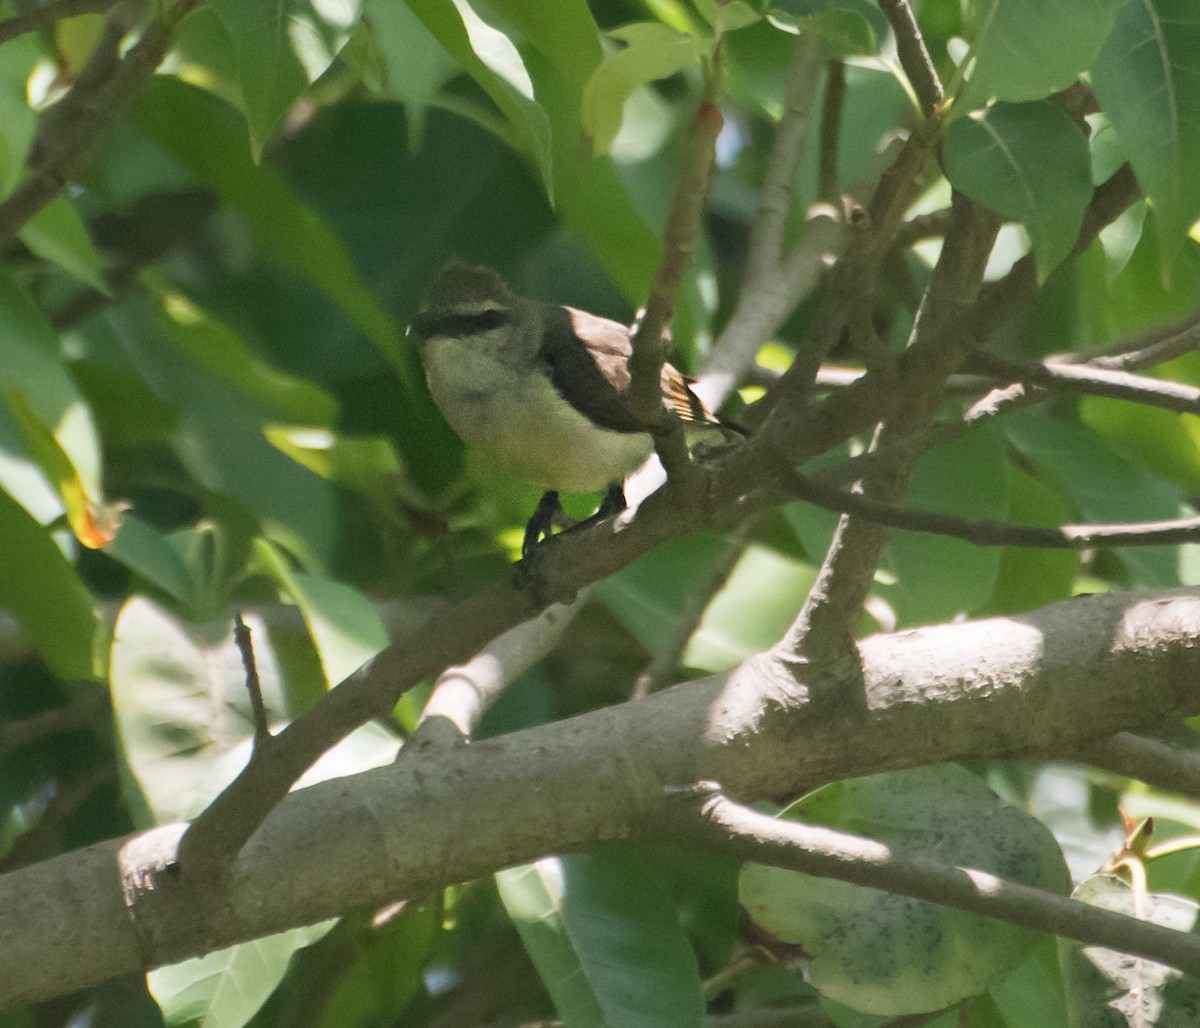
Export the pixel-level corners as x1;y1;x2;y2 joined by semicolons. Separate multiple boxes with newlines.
540;304;725;432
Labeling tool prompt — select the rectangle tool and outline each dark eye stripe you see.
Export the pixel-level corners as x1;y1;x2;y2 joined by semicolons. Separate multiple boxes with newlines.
411;309;509;338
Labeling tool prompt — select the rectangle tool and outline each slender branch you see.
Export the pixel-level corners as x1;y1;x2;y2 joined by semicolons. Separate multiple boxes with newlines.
965;350;1200;416
1080;732;1200;800
410;594;586;745
233;612;271;749
0;0;117;44
817;59;845;202
789;470;1200;550
877;0;943;117
627;51;723;431
0;10;175;249
894;206;952;247
1083;308;1200;372
0;687;107;758
678;791;1200;978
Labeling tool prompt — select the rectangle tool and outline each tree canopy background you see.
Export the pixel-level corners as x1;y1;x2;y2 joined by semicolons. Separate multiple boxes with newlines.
3;0;1200;1025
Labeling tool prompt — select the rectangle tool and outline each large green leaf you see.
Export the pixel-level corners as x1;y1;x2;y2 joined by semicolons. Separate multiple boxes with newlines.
581;23;709;156
18;196;108;293
0;270;104;526
254;538;388;687
739;766;1070;1017
404;0;554;199
485;0;603;90
497;849;705;1028
1059;875;1200;1025
882;426;1009;627
944;101;1092;280
131;77;406;377
0;487;97;681
957;0;1119;108
0;35;39;195
1091;0;1200;276
148;923;336;1028
205;0;366;156
361;0;457;148
1004;410;1186;587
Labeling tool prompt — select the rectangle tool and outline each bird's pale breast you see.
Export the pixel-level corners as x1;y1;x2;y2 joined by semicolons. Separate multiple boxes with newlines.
423;335;653;492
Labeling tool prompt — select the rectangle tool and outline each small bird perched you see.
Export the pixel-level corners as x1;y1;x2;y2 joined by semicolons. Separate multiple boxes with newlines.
410;263;733;555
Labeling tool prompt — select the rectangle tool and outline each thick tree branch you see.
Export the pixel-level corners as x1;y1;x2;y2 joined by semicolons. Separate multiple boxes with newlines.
0;0;116;44
5;588;1200;1004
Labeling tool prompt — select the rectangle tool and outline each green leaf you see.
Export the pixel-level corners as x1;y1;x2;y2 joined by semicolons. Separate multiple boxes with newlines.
1060;875;1200;1024
485;0;604;89
1091;0;1200;277
1004;410;1186;587
208;0;309;156
105;514;196;608
132;77;406;379
767;0;887;58
0;35;39;195
255;538;388;687
110;597;400;824
0;486;97;680
405;0;555;200
581;22;708;155
957;0;1119;108
113;289;343;565
882;427;1009;626
739;766;1070;1017
148;922;335;1028
497;849;705;1028
18;196;109;293
594;533;730;655
0;270;104;523
684;544;816;671
944;101;1092;279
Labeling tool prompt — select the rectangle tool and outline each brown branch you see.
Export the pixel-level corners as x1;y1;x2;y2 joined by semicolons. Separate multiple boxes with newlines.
678;791;1200;978
0;11;174;249
0;0;116;44
1080;732;1200;800
234;612;271;749
0;687;107;758
877;0;943;117
790;470;1200;550
1082;308;1200;372
627;50;723;435
817;59;845;202
965;350;1200;416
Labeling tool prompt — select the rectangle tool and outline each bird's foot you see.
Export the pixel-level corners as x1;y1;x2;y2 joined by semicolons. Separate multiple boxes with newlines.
522;490;567;558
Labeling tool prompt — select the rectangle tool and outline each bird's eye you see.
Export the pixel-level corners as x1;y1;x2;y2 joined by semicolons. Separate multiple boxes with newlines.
477;309;505;330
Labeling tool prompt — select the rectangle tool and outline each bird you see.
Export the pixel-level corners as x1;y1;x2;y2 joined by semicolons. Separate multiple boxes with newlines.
409;263;734;555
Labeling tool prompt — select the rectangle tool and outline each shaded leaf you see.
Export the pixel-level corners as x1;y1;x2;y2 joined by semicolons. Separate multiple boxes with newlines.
958;0;1119;108
18;196;108;293
944;101;1092;279
498;849;704;1028
1091;0;1200;276
739;766;1070;1017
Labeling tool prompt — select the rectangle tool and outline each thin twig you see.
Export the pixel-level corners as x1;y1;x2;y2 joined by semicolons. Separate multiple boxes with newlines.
817;59;845;203
1085;310;1200;372
679;790;1200;978
877;0;943;117
1080;732;1200;800
965;351;1200;416
0;0;116;45
0;11;175;249
234;612;271;749
789;471;1200;550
